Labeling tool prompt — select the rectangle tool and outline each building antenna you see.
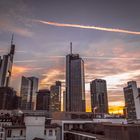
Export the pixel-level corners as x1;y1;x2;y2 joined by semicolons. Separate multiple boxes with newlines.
11;34;14;45
70;42;72;54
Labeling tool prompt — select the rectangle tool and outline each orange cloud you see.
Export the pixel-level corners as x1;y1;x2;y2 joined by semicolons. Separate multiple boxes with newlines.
12;65;29;77
37;19;140;35
40;69;65;89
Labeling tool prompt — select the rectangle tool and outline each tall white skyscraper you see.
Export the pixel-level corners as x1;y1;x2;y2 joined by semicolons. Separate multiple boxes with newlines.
124;81;140;120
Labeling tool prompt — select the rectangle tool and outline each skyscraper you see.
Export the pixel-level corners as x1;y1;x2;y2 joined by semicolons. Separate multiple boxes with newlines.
0;35;15;87
90;79;108;113
20;76;38;110
36;89;50;111
20;76;31;110
123;81;140;120
50;81;61;112
66;43;85;112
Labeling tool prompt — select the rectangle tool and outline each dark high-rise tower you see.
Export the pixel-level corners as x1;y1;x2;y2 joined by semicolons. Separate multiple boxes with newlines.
90;79;108;113
0;35;15;87
66;43;85;112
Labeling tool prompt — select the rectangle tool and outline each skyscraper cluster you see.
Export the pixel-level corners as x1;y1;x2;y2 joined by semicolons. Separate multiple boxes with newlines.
0;39;140;122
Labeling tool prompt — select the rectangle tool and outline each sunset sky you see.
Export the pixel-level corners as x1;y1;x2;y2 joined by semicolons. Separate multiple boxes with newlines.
0;0;140;113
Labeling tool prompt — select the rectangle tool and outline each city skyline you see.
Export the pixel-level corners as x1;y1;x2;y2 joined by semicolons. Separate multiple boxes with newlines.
0;0;140;113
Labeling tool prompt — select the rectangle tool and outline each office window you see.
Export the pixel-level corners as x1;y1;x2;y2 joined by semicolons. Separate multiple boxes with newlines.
0;133;3;138
44;130;46;135
55;130;57;136
49;129;53;136
20;130;23;136
7;130;12;137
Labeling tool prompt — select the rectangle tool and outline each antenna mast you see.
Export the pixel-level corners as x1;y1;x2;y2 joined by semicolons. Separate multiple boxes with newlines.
11;34;14;45
70;42;72;54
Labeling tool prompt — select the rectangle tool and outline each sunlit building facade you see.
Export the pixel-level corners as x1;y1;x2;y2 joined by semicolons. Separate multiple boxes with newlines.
90;79;108;113
50;81;61;112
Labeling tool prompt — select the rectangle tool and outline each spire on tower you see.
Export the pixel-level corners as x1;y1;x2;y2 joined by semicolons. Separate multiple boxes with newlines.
70;42;72;54
10;34;15;55
11;34;14;45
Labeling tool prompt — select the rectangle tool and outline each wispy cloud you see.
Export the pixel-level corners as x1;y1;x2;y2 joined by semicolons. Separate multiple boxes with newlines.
40;69;65;89
103;70;140;90
36;19;140;35
0;20;33;37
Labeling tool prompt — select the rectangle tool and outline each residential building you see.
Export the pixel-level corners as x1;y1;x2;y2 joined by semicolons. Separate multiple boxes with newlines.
90;79;108;113
0;113;61;140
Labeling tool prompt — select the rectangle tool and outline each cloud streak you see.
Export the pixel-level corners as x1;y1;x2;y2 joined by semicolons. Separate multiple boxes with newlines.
37;20;140;35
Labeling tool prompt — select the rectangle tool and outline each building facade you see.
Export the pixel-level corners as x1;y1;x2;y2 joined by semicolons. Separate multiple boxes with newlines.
50;81;61;112
0;114;60;140
66;45;85;112
123;81;140;120
36;89;50;111
90;79;108;113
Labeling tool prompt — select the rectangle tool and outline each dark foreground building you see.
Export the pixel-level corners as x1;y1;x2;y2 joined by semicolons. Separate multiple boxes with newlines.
64;122;140;140
0;87;20;110
36;89;50;111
